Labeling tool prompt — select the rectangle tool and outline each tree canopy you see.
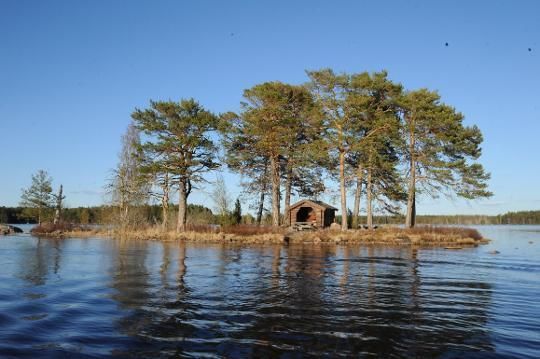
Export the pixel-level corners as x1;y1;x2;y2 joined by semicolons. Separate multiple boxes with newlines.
29;69;490;231
221;82;322;227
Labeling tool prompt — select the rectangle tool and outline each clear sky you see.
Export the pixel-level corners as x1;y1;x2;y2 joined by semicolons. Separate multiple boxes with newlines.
1;0;539;215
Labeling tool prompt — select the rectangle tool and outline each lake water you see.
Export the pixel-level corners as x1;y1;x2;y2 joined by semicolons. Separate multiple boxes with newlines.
0;225;539;358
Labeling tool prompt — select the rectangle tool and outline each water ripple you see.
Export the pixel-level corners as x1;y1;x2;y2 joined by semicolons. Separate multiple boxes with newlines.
0;227;539;357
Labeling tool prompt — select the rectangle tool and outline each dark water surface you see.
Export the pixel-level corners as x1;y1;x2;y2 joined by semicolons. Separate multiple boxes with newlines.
0;226;539;358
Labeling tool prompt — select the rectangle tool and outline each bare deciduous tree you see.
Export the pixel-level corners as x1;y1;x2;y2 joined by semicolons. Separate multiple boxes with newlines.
107;124;149;228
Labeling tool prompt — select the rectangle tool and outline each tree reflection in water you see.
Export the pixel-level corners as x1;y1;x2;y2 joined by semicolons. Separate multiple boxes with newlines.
17;238;65;286
105;241;494;357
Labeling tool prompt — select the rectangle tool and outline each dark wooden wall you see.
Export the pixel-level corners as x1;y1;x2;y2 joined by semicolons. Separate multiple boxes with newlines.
323;209;336;227
290;206;323;227
290;206;335;228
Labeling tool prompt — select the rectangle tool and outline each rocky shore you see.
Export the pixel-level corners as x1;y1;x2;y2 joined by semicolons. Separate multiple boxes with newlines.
0;224;23;235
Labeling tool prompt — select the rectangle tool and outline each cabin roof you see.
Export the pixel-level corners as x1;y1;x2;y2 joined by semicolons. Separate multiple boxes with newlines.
289;199;338;211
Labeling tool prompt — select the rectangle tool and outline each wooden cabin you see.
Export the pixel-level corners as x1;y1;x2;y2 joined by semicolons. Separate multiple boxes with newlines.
288;200;337;228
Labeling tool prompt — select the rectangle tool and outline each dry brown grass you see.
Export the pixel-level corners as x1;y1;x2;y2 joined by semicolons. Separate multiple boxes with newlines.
63;228;108;238
106;227;286;244
221;224;284;235
31;222;74;234
31;222;95;237
183;224;220;233
286;225;486;246
43;223;487;247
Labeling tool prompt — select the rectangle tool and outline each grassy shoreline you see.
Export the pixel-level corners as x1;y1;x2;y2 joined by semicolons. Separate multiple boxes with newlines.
29;224;489;247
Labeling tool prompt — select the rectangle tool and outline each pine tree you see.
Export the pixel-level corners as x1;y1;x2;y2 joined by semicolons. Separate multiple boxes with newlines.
307;69;354;230
219;111;270;225
280;86;325;226
20;170;53;224
347;71;404;229
399;89;492;227
132;99;220;232
222;82;319;227
308;69;400;230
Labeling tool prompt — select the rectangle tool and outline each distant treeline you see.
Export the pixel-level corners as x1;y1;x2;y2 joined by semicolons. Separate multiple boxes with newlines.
374;211;540;225
0;204;254;226
2;206;539;226
0;206;112;224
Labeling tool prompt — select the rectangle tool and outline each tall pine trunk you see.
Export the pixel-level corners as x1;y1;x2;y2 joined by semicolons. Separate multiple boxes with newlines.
352;164;363;229
406;122;416;228
256;163;268;225
283;163;293;227
256;191;265;225
270;155;280;227
177;179;188;232
161;197;169;230
366;167;373;229
339;149;348;230
406;177;416;228
161;174;169;231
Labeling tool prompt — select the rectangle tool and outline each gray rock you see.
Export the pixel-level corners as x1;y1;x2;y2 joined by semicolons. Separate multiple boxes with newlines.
0;224;23;235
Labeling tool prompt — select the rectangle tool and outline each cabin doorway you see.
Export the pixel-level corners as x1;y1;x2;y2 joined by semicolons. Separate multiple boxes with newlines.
296;207;316;223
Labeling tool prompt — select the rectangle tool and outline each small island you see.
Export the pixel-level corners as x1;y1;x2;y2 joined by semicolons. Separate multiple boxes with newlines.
34;224;487;248
2;69;498;248
24;200;488;247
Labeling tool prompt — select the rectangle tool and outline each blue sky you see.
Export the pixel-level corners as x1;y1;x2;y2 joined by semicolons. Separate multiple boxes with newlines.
1;0;539;215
